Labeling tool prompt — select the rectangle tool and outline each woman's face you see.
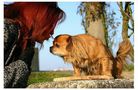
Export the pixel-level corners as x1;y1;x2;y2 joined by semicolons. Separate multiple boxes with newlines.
32;31;51;43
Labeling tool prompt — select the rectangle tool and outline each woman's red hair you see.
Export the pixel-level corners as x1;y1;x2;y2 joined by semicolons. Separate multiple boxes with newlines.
4;2;65;49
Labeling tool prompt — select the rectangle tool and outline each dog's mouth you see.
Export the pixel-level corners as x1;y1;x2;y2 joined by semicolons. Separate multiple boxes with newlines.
52;51;64;56
50;48;60;55
50;50;65;57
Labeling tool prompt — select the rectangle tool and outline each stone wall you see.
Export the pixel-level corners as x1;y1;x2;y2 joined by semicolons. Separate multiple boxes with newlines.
28;79;134;88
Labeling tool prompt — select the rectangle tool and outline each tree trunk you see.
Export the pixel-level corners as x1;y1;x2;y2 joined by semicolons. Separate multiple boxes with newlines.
119;2;134;62
86;19;107;45
84;2;108;46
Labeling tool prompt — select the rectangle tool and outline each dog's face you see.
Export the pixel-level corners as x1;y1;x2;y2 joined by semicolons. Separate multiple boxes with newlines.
50;34;71;56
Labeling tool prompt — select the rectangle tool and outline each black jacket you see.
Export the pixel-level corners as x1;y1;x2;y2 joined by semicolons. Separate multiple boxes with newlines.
4;19;34;88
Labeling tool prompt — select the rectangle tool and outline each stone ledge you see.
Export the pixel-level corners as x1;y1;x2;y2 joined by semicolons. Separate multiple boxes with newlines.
27;79;134;88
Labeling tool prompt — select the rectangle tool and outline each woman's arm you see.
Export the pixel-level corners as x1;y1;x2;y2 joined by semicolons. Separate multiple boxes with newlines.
4;19;20;65
4;19;35;88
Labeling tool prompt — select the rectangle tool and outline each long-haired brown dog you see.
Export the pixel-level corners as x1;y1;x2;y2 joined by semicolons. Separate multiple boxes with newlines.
50;34;131;81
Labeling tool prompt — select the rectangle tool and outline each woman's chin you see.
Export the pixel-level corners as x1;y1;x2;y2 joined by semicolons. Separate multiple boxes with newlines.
33;35;51;43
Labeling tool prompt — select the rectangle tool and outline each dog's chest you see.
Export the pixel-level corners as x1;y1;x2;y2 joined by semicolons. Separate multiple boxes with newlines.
76;59;101;75
64;57;102;75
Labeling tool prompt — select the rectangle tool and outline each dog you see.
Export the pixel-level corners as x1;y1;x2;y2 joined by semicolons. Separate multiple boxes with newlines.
50;34;131;81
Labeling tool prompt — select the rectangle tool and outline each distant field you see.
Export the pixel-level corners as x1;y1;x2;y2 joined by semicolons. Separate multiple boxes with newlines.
28;71;73;85
27;70;134;85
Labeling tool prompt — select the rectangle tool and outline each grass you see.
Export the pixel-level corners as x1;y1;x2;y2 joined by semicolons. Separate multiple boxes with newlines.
28;71;72;85
28;70;134;85
122;70;134;79
123;64;134;71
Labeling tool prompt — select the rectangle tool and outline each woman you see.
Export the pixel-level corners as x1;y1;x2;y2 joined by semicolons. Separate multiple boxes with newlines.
4;2;65;88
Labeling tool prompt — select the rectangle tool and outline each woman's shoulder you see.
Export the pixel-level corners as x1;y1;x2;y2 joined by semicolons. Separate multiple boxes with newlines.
4;19;21;62
4;18;20;43
4;19;20;35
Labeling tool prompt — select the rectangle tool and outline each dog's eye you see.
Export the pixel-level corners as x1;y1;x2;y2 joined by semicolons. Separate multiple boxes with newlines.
55;43;60;48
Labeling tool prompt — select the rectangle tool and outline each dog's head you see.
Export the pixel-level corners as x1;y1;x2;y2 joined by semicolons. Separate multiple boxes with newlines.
50;34;72;56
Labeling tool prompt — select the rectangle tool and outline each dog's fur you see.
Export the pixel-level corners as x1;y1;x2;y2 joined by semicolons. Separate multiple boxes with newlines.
50;34;131;81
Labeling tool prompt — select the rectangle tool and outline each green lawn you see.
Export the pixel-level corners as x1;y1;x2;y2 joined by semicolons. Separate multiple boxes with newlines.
28;70;134;85
28;71;73;85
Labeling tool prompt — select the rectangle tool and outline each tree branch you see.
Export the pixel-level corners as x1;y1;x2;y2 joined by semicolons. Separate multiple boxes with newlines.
117;2;134;22
128;32;134;38
128;25;134;31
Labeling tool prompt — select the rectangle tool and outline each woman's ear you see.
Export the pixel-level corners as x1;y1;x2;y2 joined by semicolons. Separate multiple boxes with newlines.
66;36;73;51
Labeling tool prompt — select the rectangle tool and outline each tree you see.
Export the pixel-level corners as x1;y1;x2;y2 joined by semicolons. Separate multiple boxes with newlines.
78;2;134;62
117;2;134;62
78;2;134;70
78;2;108;46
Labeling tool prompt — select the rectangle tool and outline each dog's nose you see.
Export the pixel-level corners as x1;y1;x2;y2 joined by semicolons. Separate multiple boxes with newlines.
50;46;53;53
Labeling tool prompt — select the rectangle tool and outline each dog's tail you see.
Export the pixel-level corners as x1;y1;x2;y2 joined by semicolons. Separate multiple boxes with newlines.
112;39;131;78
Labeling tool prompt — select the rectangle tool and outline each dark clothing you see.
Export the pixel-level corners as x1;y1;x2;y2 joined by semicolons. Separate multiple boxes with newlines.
4;60;29;88
4;19;20;65
4;19;34;88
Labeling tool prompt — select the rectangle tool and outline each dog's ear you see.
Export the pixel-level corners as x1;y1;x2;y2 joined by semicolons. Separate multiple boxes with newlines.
66;36;73;51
